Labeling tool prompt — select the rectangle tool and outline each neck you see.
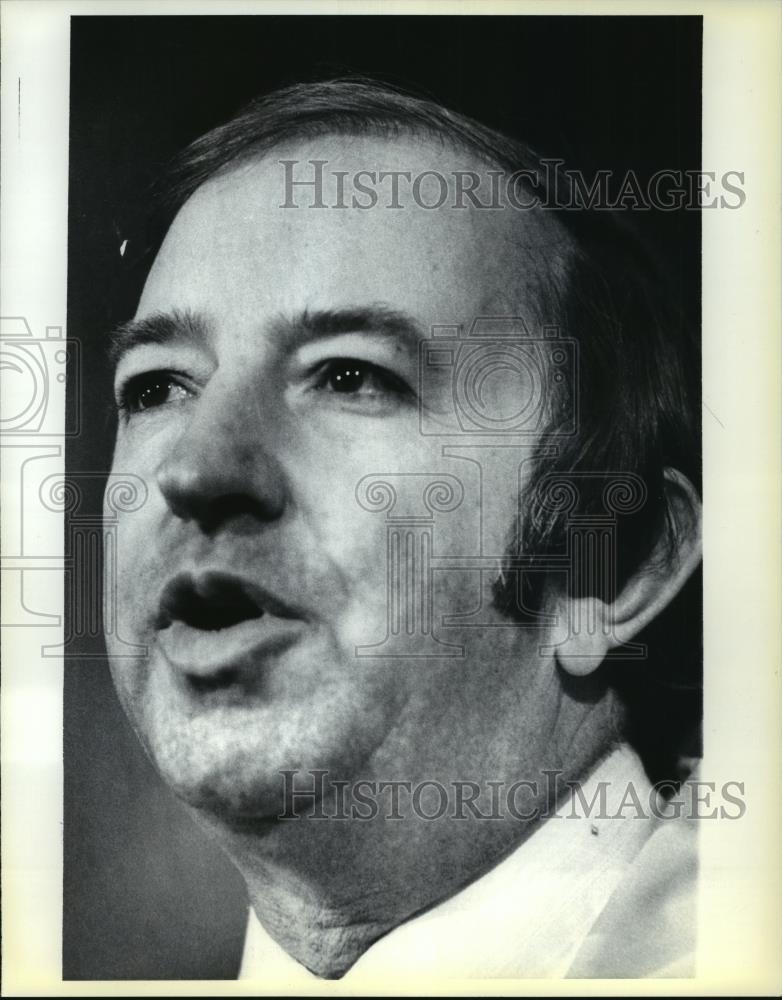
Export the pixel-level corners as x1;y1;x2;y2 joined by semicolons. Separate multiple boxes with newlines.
196;686;621;979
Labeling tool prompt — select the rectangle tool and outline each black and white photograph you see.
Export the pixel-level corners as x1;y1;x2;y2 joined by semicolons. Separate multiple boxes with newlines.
1;1;780;994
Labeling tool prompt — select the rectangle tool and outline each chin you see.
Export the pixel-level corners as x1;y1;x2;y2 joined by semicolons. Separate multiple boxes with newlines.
152;739;295;821
110;652;400;825
142;712;373;828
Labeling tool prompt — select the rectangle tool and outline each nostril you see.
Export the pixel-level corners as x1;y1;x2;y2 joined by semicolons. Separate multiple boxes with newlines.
156;433;288;532
161;489;286;534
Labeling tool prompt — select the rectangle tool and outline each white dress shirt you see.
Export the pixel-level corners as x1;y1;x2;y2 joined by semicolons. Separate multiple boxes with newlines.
239;744;697;983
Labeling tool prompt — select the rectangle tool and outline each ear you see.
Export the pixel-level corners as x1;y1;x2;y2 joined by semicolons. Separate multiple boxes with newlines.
553;468;702;677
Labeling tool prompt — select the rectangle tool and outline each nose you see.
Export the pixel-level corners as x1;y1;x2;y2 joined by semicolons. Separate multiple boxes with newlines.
155;378;288;533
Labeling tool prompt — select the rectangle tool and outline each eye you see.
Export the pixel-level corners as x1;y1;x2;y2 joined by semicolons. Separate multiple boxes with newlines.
117;371;192;416
314;358;412;403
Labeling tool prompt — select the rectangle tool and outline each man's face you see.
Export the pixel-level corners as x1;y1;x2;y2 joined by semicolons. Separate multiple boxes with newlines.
106;135;572;820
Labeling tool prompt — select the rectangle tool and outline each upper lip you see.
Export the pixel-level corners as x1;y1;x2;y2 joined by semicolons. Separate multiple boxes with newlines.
156;570;303;631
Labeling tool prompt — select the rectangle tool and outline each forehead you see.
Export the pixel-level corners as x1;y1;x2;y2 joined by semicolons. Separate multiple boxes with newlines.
138;133;571;331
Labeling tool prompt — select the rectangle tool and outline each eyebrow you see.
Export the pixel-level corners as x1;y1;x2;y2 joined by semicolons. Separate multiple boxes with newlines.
282;305;426;349
107;308;208;368
107;304;426;369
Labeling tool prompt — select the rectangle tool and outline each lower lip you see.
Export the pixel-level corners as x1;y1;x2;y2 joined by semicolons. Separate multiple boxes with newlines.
156;616;305;678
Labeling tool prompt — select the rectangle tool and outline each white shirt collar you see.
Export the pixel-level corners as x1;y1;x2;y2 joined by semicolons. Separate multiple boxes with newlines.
239;744;656;983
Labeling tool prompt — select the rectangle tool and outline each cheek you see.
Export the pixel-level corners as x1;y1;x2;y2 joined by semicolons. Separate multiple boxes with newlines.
287;427;412;592
288;431;523;624
104;438;161;588
302;494;391;648
286;448;444;660
103;479;174;659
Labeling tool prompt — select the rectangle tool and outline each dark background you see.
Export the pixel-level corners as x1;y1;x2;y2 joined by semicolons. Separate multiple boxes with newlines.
65;14;702;980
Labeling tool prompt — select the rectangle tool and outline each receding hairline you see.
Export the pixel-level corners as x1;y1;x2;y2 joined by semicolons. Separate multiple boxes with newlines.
167;122;577;329
162;78;544;206
189;120;526;188
156;79;581;305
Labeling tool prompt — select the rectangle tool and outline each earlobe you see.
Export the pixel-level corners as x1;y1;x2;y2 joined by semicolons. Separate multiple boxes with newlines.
554;602;613;676
553;468;702;677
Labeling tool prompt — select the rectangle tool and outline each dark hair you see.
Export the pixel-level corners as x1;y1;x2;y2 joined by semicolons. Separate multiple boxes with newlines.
152;78;702;778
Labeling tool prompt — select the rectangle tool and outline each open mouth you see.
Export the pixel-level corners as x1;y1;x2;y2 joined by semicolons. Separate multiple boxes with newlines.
155;571;305;686
157;571;301;630
159;573;266;631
